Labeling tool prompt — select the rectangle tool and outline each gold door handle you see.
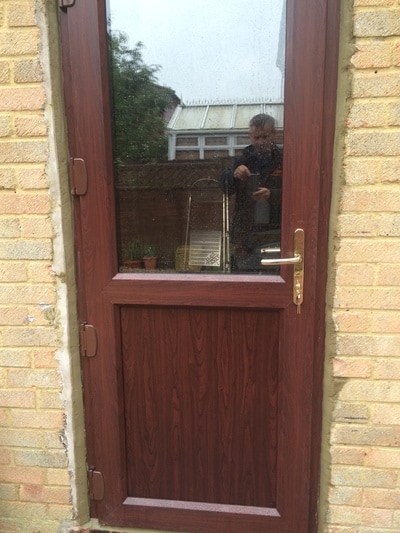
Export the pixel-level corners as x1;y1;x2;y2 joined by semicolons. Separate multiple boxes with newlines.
261;229;305;310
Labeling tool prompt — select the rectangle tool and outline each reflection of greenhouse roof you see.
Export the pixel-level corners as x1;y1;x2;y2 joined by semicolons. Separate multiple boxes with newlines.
167;102;284;131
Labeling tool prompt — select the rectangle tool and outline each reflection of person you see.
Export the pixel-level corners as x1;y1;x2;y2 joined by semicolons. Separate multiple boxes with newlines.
219;113;283;267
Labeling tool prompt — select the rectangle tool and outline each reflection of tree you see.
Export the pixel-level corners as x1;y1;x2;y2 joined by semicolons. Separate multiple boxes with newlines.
109;31;177;163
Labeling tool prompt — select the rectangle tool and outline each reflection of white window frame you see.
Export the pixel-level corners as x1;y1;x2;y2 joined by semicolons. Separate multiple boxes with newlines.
167;102;284;160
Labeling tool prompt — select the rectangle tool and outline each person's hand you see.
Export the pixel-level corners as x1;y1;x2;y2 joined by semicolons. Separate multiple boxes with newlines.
233;165;251;180
253;187;271;201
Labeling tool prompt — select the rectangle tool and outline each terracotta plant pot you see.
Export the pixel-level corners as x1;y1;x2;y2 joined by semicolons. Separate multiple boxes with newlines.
143;257;157;270
124;259;142;269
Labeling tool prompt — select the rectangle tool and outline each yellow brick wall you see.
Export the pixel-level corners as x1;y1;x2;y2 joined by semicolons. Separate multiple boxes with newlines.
0;0;399;532
0;1;80;532
321;0;400;532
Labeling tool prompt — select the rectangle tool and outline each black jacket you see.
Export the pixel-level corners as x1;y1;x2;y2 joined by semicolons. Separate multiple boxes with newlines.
219;144;283;247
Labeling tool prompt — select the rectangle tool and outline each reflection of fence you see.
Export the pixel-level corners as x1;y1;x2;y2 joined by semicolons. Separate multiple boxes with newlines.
117;160;233;270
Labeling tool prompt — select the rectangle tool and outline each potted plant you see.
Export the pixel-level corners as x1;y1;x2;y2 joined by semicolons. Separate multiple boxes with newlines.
123;240;144;269
142;244;157;270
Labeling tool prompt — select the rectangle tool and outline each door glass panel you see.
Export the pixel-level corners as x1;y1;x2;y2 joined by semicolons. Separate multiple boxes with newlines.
107;0;286;274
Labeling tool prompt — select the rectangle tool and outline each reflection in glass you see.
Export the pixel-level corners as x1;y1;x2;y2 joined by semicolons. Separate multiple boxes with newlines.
107;0;286;274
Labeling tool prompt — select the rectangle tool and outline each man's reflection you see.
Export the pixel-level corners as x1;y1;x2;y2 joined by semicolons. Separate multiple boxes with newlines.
219;113;282;271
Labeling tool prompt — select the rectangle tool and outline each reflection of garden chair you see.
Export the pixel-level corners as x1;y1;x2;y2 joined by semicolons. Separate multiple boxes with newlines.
176;178;230;272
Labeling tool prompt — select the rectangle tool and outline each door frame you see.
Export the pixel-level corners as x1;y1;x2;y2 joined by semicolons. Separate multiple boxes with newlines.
59;1;340;531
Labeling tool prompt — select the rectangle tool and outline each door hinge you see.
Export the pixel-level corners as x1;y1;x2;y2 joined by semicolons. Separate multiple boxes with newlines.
70;157;88;196
80;323;97;357
88;467;104;501
59;0;75;9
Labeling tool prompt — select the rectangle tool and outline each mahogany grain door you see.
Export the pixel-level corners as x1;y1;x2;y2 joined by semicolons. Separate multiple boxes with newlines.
59;1;340;531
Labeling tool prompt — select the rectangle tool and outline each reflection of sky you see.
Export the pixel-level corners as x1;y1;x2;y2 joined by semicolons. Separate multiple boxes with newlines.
108;0;285;103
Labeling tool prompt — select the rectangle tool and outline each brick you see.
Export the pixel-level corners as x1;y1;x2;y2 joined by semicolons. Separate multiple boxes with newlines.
334;286;400;310
7;3;36;27
14;58;43;83
373;359;400;379
0;61;10;84
324;526;356;533
0;218;20;238
0;87;45;111
33;350;58;369
347;131;400;156
0;306;30;325
0;518;18;533
20;484;71;504
332;310;371;333
0;284;55;304
389;101;400;125
364;488;400;509
0;501;47;521
394;511;400;530
0;239;52;260
343;158;380;185
352;71;400;98
331;465;398;488
28;262;55;283
0;389;35;408
39;390;63;410
14;449;67;468
0;29;40;55
382;158;400;183
2;326;58;347
11;409;63;429
354;10;400;37
376;263;400;284
351;40;393;69
0;409;8;426
0;428;44;448
395;41;400;66
334;263;375;284
348;101;389;128
0;448;11;465
44;430;65;450
0;114;11;137
0;483;18;501
14;115;47;137
372;403;400;424
0;348;31;368
370;311;400;333
0;263;26;282
333;357;372;378
340;189;400;212
0;466;44;484
328;486;363;506
336;240;400;263
336;334;400;360
338;379;400;401
332;401;370;422
0;140;47;163
20;216;52;238
365;448;400;468
46;503;74;520
0;192;50;214
361;507;394;527
327;505;362;525
16;165;49;189
46;468;70;486
354;0;395;6
7;368;60;389
0;168;15;189
336;213;379;236
332;425;400;447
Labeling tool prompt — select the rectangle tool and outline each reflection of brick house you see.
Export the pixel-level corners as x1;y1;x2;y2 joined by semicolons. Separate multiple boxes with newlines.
167;103;284;160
